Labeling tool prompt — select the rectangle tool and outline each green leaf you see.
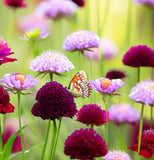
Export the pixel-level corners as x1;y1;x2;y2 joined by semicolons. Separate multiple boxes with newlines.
2;124;28;160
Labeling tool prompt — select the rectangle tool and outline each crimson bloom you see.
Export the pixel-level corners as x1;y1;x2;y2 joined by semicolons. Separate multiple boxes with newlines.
3;0;26;8
128;129;154;159
0;85;14;114
72;0;85;7
64;128;107;159
0;37;17;65
105;70;126;79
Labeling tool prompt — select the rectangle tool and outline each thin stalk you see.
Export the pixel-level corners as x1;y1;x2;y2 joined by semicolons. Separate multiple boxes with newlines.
3;115;6;134
96;0;101;36
32;41;38;58
150;106;153;128
0;117;3;153
49;120;57;160
100;46;104;77
137;104;144;160
49;72;53;81
17;92;25;160
137;67;140;83
41;120;51;160
51;117;62;160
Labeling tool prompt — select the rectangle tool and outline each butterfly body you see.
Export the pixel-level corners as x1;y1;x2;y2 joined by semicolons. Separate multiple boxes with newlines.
68;70;92;98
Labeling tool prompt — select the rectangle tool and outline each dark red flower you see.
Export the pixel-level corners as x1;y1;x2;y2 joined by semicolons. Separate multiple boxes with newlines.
0;85;14;114
128;129;154;159
31;81;77;120
122;45;154;67
105;70;126;79
3;0;26;8
76;104;109;126
72;0;85;7
64;128;107;159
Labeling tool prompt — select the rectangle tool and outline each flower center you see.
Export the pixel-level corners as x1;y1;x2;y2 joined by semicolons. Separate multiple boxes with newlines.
114;153;122;160
101;78;112;90
15;73;26;86
148;83;154;91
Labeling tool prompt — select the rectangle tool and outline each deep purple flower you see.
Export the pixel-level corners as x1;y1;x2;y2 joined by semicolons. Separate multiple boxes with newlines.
133;0;154;7
72;0;85;7
0;85;14;114
31;81;77;120
105;70;126;79
35;0;78;19
129;79;154;106
63;30;101;52
76;104;109;126
3;0;26;8
102;150;132;160
108;103;140;124
0;73;38;90
0;37;17;65
64;128;107;159
122;45;154;67
30;50;74;73
89;78;124;95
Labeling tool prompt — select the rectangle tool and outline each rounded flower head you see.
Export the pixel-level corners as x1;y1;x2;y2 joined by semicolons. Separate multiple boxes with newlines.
122;45;154;67
3;0;27;8
0;85;14;114
128;129;154;159
108;103;140;124
63;30;101;52
31;81;77;120
129;79;154;106
72;0;85;7
89;78;124;95
76;104;109;126
35;0;78;19
64;128;107;159
30;50;74;73
0;37;17;65
102;150;132;160
133;0;154;7
0;73;38;90
105;70;126;79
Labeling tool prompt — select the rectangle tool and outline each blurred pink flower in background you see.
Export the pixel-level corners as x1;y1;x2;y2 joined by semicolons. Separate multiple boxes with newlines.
3;0;27;8
133;0;154;7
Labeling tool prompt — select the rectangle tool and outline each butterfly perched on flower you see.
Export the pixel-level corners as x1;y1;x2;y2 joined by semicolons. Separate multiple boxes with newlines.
67;70;92;98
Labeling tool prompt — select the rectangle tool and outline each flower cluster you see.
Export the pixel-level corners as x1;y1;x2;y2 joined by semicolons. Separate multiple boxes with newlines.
64;128;107;159
77;104;109;126
0;85;14;114
32;81;77;120
105;70;126;79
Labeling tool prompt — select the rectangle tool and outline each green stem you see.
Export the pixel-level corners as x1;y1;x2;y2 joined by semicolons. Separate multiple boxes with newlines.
32;41;38;58
137;67;140;83
41;120;51;160
51;117;62;160
96;0;101;36
137;104;144;160
0;117;3;153
150;106;153;128
49;72;53;81
49;120;57;160
17;92;25;160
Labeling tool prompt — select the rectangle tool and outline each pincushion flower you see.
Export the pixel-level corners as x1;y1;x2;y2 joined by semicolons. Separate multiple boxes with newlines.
133;0;154;7
63;30;101;52
31;81;77;120
0;85;14;114
35;0;78;19
89;78;124;95
3;0;27;8
72;0;85;7
129;79;154;106
102;150;132;160
122;45;154;67
64;128;107;159
0;73;38;91
30;50;74;74
108;103;140;124
0;37;17;65
76;104;109;126
105;70;126;79
128;129;154;159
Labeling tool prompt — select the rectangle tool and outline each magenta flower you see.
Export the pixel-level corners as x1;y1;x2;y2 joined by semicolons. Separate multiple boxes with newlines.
0;73;38;90
108;103;140;124
35;0;78;19
0;37;17;65
63;30;101;52
0;85;14;114
30;50;74;73
3;0;26;8
72;0;85;7
102;150;132;160
129;79;154;106
64;128;107;159
31;81;77;120
89;78;124;95
77;104;109;126
122;45;154;67
105;70;126;79
133;0;154;7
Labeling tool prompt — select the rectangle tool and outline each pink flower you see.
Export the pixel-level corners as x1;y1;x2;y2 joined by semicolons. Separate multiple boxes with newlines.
0;73;38;90
3;0;27;8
